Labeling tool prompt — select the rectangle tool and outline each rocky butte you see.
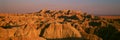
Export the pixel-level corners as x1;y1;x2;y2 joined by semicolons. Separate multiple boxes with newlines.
0;10;120;40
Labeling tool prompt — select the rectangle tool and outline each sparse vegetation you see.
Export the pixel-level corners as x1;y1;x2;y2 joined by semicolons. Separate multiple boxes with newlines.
0;10;120;40
89;21;101;27
94;24;118;40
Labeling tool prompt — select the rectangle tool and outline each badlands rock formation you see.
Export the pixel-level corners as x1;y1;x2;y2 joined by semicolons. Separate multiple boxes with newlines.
0;10;120;40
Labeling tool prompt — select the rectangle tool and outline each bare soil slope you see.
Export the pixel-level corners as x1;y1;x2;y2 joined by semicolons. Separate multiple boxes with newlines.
0;10;120;40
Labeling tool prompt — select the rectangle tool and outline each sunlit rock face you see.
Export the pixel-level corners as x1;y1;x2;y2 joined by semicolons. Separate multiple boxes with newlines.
0;10;120;40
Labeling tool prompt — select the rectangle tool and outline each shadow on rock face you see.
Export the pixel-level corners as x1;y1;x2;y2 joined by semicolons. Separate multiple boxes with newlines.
39;23;50;37
47;37;84;40
1;23;19;29
0;16;5;18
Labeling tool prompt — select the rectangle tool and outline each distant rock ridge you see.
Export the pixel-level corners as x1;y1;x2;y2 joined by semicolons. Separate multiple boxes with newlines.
0;9;120;40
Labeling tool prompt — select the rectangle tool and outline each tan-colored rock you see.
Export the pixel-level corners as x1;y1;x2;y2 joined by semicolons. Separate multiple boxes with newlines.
42;22;81;39
0;10;120;40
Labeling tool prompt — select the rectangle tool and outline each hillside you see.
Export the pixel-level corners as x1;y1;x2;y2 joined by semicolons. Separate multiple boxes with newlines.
0;10;120;40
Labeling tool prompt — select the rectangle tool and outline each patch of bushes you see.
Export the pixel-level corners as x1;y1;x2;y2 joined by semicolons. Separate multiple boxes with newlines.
89;21;101;27
86;15;92;18
92;16;100;20
94;24;118;40
45;10;50;14
69;15;79;20
114;19;120;24
58;15;79;21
